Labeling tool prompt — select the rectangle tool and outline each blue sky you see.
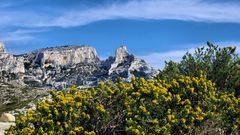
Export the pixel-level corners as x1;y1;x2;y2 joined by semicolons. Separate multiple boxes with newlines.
0;0;240;69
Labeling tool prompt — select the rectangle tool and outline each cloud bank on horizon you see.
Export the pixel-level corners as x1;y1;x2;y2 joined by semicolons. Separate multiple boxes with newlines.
0;0;240;69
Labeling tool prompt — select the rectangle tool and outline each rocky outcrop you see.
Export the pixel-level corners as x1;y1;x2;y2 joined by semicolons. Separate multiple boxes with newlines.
115;46;129;62
0;43;25;75
0;122;15;134
0;54;25;74
0;113;15;135
108;46;154;79
0;42;5;53
108;46;129;75
34;46;99;67
0;113;15;122
0;43;154;88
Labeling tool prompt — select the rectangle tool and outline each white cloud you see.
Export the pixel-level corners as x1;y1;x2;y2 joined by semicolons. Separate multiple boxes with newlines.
0;29;48;47
39;0;240;27
1;0;240;28
140;48;194;70
140;42;240;70
0;31;33;43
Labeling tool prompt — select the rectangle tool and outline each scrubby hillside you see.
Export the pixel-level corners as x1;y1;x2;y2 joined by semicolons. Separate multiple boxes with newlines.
0;83;49;115
6;75;240;134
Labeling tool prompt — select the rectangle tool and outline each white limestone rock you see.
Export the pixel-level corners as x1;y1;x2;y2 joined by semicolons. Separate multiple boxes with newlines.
0;42;5;53
0;122;15;134
108;46;129;75
0;53;25;74
108;46;154;79
0;113;15;122
0;44;154;88
115;46;129;63
0;42;25;74
35;46;100;67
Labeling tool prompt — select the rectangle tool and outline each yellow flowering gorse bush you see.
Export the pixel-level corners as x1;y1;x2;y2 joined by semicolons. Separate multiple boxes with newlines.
6;75;240;134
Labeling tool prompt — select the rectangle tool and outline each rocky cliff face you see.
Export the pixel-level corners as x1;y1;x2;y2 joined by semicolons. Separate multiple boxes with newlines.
108;46;153;80
0;42;25;74
34;46;99;67
0;43;154;89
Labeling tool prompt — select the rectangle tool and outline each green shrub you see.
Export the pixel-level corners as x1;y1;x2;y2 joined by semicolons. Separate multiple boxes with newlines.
156;42;240;96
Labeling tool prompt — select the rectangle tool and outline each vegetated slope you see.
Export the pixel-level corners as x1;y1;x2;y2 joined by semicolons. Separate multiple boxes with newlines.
6;75;239;134
0;83;49;114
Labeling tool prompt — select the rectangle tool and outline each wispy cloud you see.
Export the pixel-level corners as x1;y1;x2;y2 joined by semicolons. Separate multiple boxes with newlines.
1;0;240;28
140;48;195;70
0;0;239;57
141;41;240;69
0;29;48;46
31;1;240;26
1;30;31;40
35;0;240;27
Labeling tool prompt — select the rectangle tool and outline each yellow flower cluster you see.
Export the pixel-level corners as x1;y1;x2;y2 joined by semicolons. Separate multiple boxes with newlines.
6;74;240;134
96;104;106;113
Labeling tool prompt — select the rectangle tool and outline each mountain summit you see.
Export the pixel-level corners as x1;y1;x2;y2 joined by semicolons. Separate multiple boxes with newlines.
0;43;154;89
0;42;5;53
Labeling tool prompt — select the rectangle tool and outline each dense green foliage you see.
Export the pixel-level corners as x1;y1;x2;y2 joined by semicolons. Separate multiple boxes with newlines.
156;42;240;96
6;43;240;134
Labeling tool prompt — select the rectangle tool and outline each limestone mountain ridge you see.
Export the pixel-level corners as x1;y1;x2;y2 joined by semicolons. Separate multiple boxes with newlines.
0;43;154;89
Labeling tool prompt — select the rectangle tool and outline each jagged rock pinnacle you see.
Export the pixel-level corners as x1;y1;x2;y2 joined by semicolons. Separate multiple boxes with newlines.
115;45;129;62
0;41;5;53
0;41;25;74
